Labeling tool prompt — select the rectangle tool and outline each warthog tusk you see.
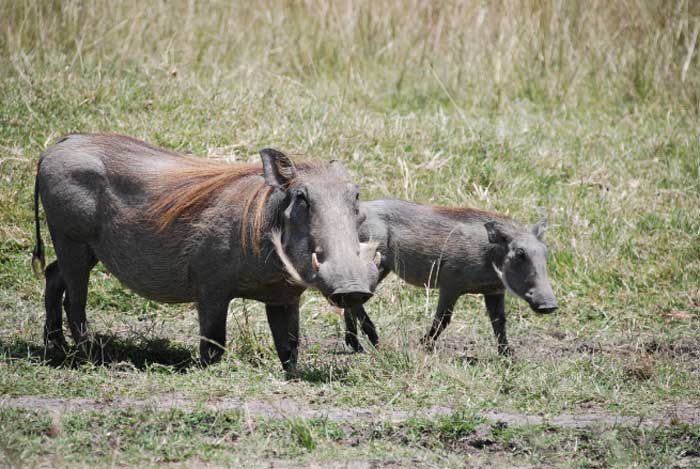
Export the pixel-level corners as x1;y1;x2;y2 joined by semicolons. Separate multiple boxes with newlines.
270;229;308;287
312;252;321;271
359;241;379;264
492;262;515;296
373;251;381;266
492;262;503;281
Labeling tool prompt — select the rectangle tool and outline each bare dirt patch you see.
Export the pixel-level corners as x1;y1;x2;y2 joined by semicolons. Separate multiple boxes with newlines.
643;337;700;358
482;404;700;429
1;394;698;429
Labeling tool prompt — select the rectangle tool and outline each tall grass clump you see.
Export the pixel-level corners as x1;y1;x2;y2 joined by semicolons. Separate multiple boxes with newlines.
1;0;698;112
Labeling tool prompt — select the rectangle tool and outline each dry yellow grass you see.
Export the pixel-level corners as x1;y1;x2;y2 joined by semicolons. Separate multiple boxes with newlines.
2;0;698;111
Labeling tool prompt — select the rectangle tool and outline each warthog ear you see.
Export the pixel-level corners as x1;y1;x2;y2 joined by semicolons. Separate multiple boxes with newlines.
328;159;350;177
484;221;512;245
532;217;547;240
260;148;297;189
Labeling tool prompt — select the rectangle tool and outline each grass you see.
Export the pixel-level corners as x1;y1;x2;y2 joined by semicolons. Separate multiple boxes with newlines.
1;0;699;466
1;407;698;467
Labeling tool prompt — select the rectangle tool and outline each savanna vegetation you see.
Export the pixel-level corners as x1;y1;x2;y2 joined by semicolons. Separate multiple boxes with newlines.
1;1;699;466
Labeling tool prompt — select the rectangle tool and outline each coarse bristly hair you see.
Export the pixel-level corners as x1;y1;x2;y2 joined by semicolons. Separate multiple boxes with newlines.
149;155;321;254
432;206;506;223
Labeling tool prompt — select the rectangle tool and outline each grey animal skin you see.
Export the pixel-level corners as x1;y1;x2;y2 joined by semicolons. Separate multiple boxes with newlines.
344;199;557;356
32;134;379;372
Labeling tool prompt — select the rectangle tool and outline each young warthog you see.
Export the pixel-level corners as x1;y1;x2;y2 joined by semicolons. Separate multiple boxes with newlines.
32;134;379;371
344;199;557;355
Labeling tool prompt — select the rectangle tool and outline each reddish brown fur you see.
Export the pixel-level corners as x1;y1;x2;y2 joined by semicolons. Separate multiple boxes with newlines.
61;134;265;244
151;159;260;225
432;206;507;222
150;155;320;254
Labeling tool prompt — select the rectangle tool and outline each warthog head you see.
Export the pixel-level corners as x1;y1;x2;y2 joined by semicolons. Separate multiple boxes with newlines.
262;149;380;308
485;218;558;314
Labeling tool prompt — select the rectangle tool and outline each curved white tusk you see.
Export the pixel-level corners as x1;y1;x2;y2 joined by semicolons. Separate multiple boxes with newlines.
359;241;379;263
492;262;504;281
373;251;382;266
492;262;516;296
312;252;321;271
270;229;308;286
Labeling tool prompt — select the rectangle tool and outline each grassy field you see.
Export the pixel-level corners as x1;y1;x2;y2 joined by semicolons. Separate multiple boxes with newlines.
1;1;699;467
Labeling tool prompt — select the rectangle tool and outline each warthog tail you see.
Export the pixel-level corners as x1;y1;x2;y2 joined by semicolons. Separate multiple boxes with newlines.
31;159;45;276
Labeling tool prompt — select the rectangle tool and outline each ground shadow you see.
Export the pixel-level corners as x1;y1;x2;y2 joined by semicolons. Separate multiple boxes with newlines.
0;335;196;372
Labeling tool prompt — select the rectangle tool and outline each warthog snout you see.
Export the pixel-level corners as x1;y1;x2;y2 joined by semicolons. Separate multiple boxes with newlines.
320;259;377;307
329;288;373;308
314;241;380;308
533;303;558;314
524;288;558;314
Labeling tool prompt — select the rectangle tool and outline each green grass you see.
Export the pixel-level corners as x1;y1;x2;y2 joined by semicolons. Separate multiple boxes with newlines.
1;407;698;467
1;0;700;466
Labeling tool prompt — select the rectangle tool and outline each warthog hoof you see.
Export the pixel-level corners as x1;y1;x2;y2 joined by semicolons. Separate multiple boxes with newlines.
44;328;68;350
345;333;364;353
420;334;438;352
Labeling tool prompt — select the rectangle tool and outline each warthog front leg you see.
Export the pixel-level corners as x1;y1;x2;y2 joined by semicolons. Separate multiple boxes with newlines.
344;305;379;352
343;307;361;352
265;302;300;375
197;296;230;366
484;293;511;357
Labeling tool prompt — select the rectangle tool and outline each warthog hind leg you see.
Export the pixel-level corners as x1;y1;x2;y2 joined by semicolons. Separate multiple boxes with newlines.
43;261;67;348
50;231;97;345
421;289;460;348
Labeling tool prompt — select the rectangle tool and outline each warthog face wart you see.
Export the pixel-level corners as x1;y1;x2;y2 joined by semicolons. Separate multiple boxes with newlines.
486;218;558;314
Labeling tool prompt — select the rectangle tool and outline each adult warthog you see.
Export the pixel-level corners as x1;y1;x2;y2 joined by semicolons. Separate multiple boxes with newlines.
344;199;557;356
32;134;379;371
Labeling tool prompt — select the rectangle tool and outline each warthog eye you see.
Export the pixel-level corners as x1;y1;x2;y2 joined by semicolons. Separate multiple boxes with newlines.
516;248;526;259
296;189;309;207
